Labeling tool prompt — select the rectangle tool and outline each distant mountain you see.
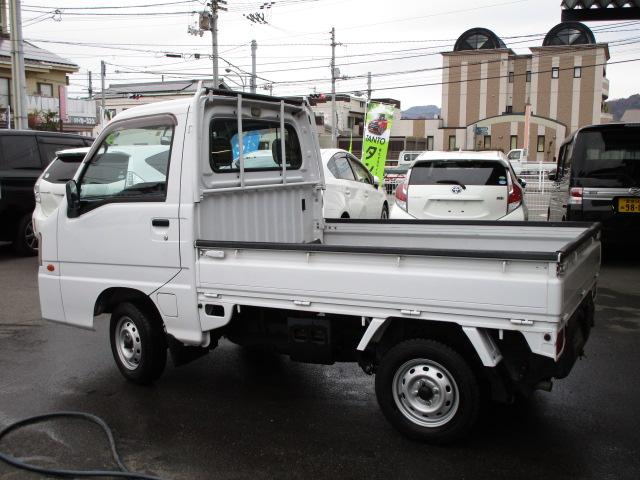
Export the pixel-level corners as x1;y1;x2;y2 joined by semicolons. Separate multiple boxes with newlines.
606;94;640;121
401;105;441;119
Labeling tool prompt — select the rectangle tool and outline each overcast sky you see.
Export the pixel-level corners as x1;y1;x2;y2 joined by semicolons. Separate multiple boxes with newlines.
22;0;640;109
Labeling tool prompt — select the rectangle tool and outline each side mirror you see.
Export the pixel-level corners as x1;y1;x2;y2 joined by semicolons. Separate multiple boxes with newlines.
518;178;527;189
66;180;80;217
548;171;557;181
373;176;380;188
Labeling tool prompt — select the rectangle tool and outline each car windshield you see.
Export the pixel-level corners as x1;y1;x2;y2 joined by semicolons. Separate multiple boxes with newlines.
508;151;521;160
410;160;508;186
573;128;640;187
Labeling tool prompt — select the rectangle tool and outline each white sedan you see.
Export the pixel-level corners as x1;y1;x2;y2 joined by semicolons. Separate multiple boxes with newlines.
321;149;389;219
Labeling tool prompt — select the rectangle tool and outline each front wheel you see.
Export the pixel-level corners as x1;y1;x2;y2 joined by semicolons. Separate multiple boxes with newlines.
110;302;167;385
375;339;479;444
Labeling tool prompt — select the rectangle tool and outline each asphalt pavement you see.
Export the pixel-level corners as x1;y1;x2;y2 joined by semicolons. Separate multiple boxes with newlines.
0;244;639;480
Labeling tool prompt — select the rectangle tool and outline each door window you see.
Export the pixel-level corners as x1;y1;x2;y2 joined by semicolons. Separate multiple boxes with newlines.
348;156;373;185
78;124;174;204
327;154;355;181
0;135;41;169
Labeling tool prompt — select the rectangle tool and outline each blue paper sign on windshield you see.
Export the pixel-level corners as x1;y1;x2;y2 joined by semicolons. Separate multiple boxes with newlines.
232;132;261;159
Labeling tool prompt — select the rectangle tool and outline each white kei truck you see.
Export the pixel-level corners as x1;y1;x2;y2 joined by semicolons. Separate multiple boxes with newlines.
37;87;600;444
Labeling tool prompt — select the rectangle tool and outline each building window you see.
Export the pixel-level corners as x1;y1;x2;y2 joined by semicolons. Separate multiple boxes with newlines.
483;135;491;150
505;105;513;114
37;82;54;97
551;67;559;79
537;135;545;153
510;135;518;150
448;135;456;151
508;72;514;83
427;136;434;151
526;71;531;82
347;116;356;129
574;66;582;78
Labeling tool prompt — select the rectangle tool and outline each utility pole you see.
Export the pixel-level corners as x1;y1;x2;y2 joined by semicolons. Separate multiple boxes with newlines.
88;71;93;99
330;27;337;148
9;0;28;130
250;39;257;94
367;71;372;101
100;60;106;125
210;0;227;89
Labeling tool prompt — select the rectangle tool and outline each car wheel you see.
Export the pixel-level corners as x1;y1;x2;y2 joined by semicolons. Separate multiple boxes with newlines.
110;302;167;385
13;214;38;256
381;204;389;220
341;212;350;219
375;339;480;444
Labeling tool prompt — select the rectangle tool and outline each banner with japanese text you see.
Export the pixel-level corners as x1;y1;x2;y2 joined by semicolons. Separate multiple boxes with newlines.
361;102;395;182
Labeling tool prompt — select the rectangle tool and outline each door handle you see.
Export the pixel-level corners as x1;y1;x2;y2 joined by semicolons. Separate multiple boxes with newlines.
345;189;351;196
152;218;170;227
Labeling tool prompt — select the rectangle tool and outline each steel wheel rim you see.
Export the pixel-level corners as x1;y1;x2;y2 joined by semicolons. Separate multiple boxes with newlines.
115;316;142;370
392;358;459;428
25;220;38;250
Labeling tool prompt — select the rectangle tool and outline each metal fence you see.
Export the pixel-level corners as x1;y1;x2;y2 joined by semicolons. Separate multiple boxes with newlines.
521;173;554;221
382;173;554;221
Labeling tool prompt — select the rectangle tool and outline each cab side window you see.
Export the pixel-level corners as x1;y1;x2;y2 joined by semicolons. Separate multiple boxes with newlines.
78;124;174;205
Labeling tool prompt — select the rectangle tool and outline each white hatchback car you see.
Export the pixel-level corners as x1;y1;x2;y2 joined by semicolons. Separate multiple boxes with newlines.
33;147;90;234
391;151;528;221
321;149;389;219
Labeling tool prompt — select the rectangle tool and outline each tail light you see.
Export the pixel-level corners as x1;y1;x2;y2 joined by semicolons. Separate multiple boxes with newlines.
507;174;523;213
395;183;408;211
569;187;583;205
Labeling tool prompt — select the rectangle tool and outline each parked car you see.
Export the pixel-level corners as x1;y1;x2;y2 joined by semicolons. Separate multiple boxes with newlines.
397;151;423;166
33;147;90;234
548;122;640;245
391;150;527;221
321;148;388;219
0;131;93;255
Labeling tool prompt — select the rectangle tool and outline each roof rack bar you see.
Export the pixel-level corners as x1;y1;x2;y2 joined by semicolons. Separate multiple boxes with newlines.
280;100;287;185
237;94;244;188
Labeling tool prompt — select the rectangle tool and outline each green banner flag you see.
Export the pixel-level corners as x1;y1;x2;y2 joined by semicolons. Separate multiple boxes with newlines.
361;102;395;183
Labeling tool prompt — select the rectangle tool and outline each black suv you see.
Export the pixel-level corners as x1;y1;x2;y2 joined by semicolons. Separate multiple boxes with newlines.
0;130;93;255
548;123;640;245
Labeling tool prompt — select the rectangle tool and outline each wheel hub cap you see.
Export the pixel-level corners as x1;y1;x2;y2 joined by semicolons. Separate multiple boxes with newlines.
392;359;459;428
115;317;141;370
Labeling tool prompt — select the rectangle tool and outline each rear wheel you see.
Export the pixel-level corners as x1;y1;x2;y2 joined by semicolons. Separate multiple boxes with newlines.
109;302;167;385
13;214;38;256
375;339;480;444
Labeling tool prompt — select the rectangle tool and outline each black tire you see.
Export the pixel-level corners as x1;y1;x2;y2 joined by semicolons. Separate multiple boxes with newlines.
375;339;480;444
13;214;38;256
381;204;389;220
109;302;167;385
341;212;350;219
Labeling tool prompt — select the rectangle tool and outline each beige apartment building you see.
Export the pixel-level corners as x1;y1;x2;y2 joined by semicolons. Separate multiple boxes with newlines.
440;22;611;161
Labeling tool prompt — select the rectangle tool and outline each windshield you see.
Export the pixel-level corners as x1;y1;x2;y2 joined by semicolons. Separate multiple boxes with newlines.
508;151;521;160
409;160;508;186
573;128;640;187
